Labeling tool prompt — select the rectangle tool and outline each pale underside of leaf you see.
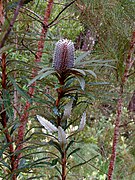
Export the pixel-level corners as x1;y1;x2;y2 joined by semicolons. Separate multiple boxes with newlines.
62;100;73;120
85;69;97;78
78;112;86;131
36;115;58;133
58;126;67;150
71;68;86;76
76;76;85;90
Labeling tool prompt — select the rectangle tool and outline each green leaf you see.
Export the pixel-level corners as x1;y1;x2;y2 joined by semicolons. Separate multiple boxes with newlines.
28;70;56;86
85;70;97;78
2;90;14;119
38;67;53;74
39;70;56;80
44;93;55;103
67;148;80;159
66;140;74;151
76;76;85;90
48;140;63;155
51;158;59;166
9;77;31;102
0;45;14;54
0;142;12;158
88;82;110;85
10;123;19;135
0;160;11;170
23;0;34;4
75;51;91;65
71;68;86;76
18;158;26;169
78;59;116;65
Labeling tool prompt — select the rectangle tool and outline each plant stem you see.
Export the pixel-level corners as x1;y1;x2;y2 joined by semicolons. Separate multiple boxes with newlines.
15;0;54;171
107;30;135;180
0;53;17;180
0;0;25;48
62;151;67;180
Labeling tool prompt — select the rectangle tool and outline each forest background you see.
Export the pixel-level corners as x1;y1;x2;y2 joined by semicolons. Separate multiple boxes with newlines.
0;0;135;179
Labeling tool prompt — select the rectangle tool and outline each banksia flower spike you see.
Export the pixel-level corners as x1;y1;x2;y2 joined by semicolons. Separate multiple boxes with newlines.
53;39;75;73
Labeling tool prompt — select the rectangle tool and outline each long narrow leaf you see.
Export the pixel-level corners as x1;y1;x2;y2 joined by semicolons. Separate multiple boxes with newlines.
58;126;67;150
38;67;53;74
78;59;116;65
78;112;86;131
62;100;73;120
9;77;31;102
75;51;91;65
71;68;86;76
67;148;80;159
76;76;85;90
36;115;58;133
28;70;55;86
85;69;97;78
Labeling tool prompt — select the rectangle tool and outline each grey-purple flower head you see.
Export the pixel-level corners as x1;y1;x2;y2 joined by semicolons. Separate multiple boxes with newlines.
53;39;75;73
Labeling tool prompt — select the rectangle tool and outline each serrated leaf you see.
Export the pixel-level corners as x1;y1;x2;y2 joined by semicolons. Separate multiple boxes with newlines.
36;115;58;133
85;70;97;78
78;112;86;131
58;126;67;151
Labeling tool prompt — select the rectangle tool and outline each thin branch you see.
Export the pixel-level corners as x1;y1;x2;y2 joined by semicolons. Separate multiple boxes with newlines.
0;53;17;180
22;7;43;21
107;31;135;180
48;0;76;27
0;0;25;49
67;155;99;175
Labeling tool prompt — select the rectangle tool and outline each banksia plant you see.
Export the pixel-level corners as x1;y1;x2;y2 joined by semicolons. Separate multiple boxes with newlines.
53;39;75;73
28;38;98;180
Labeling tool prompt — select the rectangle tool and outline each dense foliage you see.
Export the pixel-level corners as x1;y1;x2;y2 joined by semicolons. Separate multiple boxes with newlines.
0;0;135;179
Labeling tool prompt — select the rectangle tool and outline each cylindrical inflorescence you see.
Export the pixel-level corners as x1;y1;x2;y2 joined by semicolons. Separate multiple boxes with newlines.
53;39;75;73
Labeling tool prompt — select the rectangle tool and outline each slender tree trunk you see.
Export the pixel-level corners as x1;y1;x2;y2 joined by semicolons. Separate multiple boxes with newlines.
15;0;54;171
107;31;135;180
